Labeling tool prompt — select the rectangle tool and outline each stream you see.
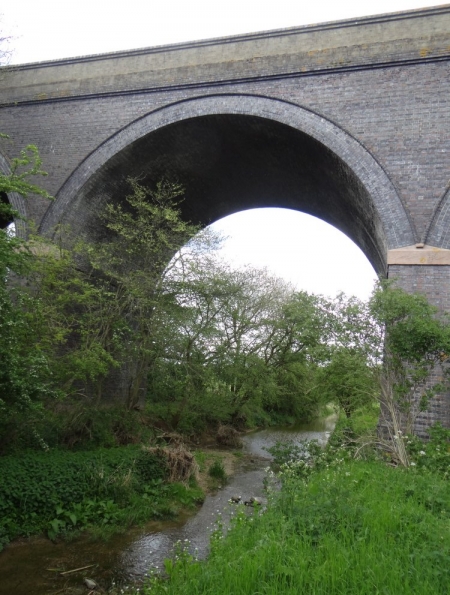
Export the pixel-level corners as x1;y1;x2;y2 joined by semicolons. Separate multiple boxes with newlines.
0;414;337;595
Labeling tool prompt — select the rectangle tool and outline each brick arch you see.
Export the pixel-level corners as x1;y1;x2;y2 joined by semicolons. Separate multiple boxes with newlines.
40;94;416;272
424;183;450;248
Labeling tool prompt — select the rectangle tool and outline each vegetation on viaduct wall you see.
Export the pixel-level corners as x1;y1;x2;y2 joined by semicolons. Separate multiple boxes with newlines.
2;140;450;454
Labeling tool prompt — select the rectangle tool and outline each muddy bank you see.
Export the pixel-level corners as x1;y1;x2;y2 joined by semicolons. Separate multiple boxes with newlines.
0;451;260;595
0;416;337;595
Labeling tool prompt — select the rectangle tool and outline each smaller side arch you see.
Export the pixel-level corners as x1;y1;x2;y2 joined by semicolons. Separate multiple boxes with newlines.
0;151;28;238
424;182;450;248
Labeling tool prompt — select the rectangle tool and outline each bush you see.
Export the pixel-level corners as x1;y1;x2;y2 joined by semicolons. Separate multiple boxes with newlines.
0;445;168;547
208;459;227;481
406;423;450;478
135;448;169;483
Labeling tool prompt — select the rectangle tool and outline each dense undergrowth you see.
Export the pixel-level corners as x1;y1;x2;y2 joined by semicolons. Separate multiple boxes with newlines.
134;411;450;595
0;404;156;455
0;445;203;551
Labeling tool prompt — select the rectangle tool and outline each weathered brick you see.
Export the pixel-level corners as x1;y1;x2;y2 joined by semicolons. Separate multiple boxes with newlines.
1;7;449;429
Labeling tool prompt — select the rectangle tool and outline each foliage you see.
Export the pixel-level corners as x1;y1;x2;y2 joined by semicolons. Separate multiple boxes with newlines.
0;137;51;205
208;459;227;481
319;348;376;418
0;176;204;450
0;139;55;445
313;283;450;456
369;281;450;434
18;179;201;410
0;403;156;454
0;445;178;548
147;260;330;432
139;452;450;595
406;422;450;478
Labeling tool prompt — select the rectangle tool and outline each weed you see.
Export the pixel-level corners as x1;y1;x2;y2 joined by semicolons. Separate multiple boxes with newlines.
194;450;207;472
130;412;450;595
208;459;226;481
0;445;201;547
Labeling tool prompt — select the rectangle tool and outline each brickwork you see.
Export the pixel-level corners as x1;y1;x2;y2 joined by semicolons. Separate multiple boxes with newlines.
0;7;448;249
1;7;450;427
1;59;449;246
388;265;450;437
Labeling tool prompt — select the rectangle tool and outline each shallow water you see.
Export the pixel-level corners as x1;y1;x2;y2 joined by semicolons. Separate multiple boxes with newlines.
0;414;336;594
242;414;338;458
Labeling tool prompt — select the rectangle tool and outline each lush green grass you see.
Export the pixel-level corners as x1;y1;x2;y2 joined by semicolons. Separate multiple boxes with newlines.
141;460;450;595
138;413;450;595
208;459;227;481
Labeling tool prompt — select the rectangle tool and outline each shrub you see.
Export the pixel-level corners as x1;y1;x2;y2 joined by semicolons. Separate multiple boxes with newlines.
208;459;227;481
0;445;169;547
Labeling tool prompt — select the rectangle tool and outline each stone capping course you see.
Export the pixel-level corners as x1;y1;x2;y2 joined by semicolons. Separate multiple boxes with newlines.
5;5;450;69
388;245;450;266
1;6;449;106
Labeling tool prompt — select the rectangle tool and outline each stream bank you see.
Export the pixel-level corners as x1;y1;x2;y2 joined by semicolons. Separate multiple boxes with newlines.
0;414;337;595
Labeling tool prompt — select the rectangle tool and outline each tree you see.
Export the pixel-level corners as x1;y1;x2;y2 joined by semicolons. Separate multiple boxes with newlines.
26;178;202;409
147;256;330;431
0;140;53;448
314;293;379;419
319;348;376;418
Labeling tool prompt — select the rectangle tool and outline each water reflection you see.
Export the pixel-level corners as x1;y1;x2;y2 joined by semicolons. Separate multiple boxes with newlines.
121;465;267;580
0;414;337;593
242;413;338;458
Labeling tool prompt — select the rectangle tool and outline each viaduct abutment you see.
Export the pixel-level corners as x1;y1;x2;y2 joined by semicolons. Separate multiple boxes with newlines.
1;6;450;432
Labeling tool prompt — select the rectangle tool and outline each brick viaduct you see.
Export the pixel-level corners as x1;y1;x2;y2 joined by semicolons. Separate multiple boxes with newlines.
1;6;450;433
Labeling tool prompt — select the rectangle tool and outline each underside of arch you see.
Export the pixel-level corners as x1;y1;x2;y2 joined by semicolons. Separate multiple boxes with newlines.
40;95;416;275
0;151;27;237
425;185;450;249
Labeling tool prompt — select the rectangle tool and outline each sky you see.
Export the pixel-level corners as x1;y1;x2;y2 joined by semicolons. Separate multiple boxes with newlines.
2;0;446;300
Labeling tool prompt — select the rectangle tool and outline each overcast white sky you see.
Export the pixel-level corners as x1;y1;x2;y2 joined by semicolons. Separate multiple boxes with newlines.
2;0;446;299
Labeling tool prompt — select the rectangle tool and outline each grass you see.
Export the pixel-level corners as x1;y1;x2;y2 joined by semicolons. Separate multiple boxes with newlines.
208;459;227;480
140;459;450;595
136;407;450;595
193;450;208;472
194;450;233;491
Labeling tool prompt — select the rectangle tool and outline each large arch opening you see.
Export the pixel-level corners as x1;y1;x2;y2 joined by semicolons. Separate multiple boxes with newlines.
40;95;416;276
208;207;377;300
56;114;386;270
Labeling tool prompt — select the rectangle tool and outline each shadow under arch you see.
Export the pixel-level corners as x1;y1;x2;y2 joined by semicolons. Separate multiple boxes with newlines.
0;150;27;238
39;94;416;275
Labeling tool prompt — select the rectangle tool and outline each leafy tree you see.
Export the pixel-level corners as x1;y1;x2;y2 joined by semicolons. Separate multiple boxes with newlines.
147;257;330;431
313;293;379;419
0;139;53;448
25;179;202;409
319;348;376;418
